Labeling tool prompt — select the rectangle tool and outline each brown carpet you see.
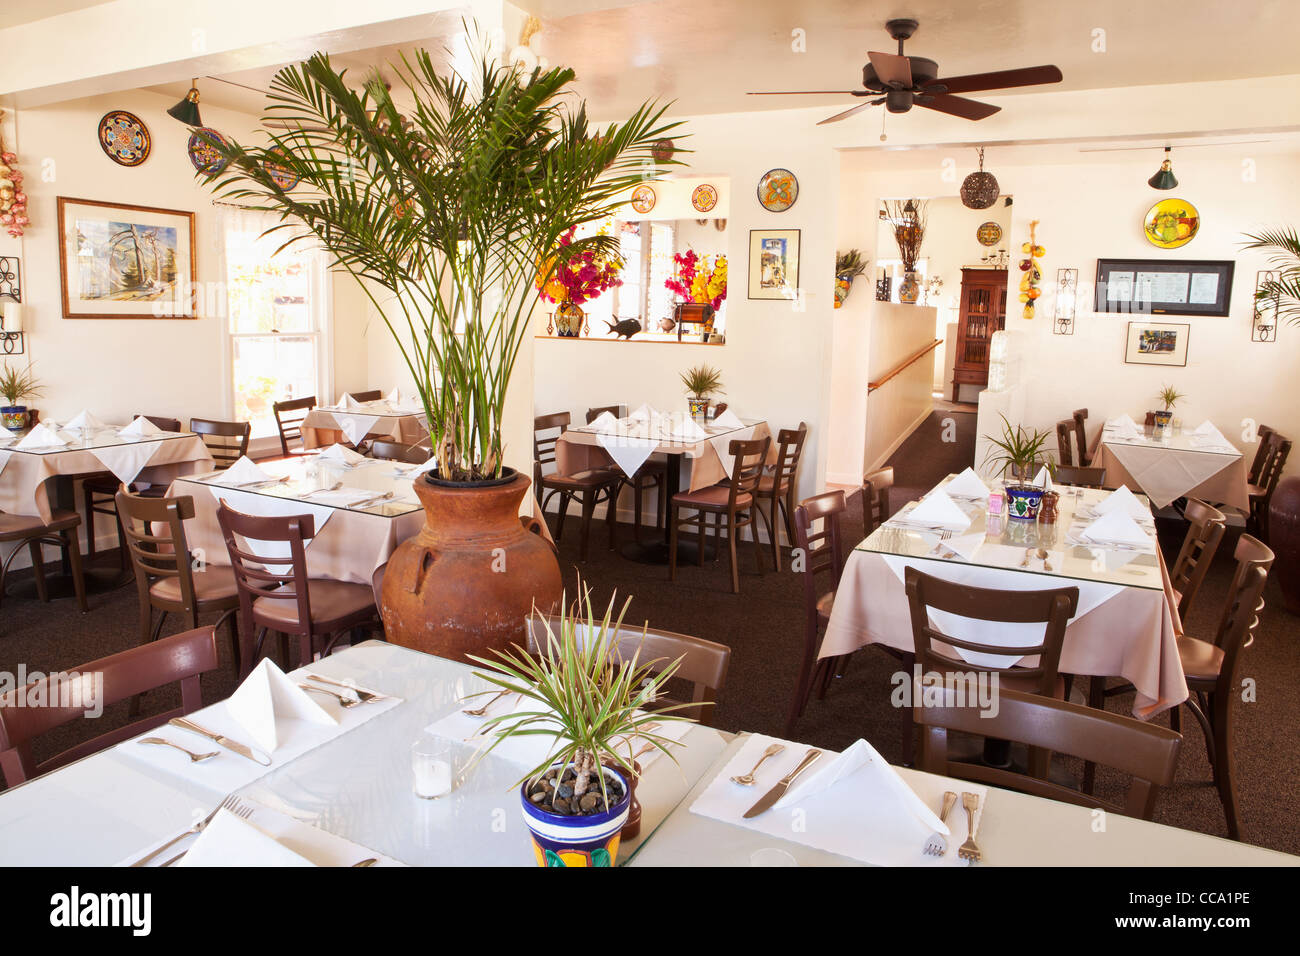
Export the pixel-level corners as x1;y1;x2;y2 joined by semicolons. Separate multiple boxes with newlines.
2;409;1297;856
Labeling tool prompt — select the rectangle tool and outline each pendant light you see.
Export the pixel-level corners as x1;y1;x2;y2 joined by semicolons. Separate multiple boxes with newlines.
1148;146;1178;190
167;80;203;127
960;147;999;209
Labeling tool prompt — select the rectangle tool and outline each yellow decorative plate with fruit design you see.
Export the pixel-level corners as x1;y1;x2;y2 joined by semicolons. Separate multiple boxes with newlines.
1143;198;1199;249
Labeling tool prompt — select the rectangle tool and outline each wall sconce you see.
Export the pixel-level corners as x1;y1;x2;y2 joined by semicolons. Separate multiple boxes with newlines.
1052;268;1077;335
0;256;23;355
1253;270;1279;343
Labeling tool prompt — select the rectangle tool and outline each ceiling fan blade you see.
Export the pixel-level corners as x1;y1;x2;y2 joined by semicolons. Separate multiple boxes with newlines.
915;93;1001;120
925;65;1063;95
817;101;876;126
746;90;865;96
867;50;912;88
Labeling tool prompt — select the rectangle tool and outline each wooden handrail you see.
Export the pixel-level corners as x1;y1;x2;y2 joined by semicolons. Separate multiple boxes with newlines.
868;339;943;393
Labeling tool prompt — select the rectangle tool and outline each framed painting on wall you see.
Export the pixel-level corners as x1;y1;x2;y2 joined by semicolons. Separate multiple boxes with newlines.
748;228;800;300
1124;320;1190;367
1095;258;1233;317
57;197;197;319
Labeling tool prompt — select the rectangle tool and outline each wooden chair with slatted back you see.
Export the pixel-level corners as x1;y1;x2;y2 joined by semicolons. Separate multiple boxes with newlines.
586;405;667;545
527;613;731;726
1169;498;1227;622
369;440;431;465
1072;408;1092;466
761;422;808;571
1247;425;1275;485
786;491;845;736
1248;430;1290;540
349;390;383;403
0;626;219;786
916;687;1181;821
0;509;87;613
861;466;894;539
272;395;317;456
83;413;184;567
190;418;250;470
533;412;622;562
1053;466;1106;489
1055;420;1075;468
711;402;728;417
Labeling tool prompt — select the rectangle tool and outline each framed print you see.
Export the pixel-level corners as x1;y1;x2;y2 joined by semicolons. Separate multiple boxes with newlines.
1095;258;1233;317
748;228;800;300
57;197;197;319
1125;321;1189;367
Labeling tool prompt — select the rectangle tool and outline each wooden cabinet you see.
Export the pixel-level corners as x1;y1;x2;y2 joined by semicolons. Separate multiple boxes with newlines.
951;267;1008;400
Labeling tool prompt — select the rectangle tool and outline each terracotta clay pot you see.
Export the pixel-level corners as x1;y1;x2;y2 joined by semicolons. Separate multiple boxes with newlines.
379;470;562;662
1268;476;1300;616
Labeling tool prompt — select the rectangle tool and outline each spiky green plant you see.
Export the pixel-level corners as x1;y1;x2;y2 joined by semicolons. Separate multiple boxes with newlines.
201;36;681;482
0;361;41;406
1242;228;1300;327
680;364;724;399
836;248;868;278
1157;384;1184;410
982;414;1053;483
468;586;694;810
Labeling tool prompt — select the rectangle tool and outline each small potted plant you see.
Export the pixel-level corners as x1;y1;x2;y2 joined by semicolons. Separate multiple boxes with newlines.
0;361;41;431
680;364;723;419
834;249;868;309
470;588;693;868
1153;384;1183;429
983;414;1053;519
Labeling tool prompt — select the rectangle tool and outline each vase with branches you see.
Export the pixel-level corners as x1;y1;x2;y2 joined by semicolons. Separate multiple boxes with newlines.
884;199;927;304
834;248;868;309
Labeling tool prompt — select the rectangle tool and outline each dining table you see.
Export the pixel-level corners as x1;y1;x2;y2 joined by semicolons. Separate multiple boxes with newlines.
300;400;429;449
1091;421;1249;511
821;475;1187;718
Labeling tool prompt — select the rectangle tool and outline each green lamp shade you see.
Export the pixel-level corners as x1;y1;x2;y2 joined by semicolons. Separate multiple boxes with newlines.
167;88;203;127
1148;149;1177;190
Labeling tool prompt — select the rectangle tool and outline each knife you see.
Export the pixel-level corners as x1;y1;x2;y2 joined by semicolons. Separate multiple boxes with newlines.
742;748;822;818
169;717;272;766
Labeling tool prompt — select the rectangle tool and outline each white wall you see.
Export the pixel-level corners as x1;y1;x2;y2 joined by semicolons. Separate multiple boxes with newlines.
862;304;938;472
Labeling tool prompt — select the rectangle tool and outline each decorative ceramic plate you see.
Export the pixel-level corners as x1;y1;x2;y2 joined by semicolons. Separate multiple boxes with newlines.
976;221;1003;246
97;111;151;166
757;168;798;212
1144;197;1199;248
630;184;656;214
265;149;300;191
187;127;229;176
652;138;675;163
691;183;718;213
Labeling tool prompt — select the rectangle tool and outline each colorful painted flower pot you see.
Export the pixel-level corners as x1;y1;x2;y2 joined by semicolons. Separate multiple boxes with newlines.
834;273;854;309
898;271;920;305
522;765;631;867
555;302;585;337
1;406;26;431
1005;485;1044;520
687;397;709;419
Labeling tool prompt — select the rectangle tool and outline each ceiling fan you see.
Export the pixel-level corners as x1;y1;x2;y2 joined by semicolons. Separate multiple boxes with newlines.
747;18;1063;126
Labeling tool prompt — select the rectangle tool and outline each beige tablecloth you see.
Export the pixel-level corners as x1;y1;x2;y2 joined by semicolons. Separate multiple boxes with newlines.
820;548;1187;718
0;436;214;522
1093;441;1249;511
301;409;428;450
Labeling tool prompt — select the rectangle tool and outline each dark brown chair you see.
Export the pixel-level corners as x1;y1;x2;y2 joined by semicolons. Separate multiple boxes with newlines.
0;626;218;786
0;510;88;613
116;487;242;673
1169;498;1227;622
861;466;894;538
1072;408;1092;466
527;613;730;726
1053;465;1107;489
1247;430;1290;540
915;687;1181;821
349;390;383;403
711;402;728;418
759;422;808;572
786;491;845;736
272;395;317;456
369;440;431;465
1247;425;1275;485
216;501;379;677
533;412;622;562
191;418;251;470
1055;420;1075;468
669;436;773;594
586;406;667;545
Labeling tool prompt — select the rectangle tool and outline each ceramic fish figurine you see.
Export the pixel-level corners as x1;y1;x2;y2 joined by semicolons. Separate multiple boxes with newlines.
606;318;641;340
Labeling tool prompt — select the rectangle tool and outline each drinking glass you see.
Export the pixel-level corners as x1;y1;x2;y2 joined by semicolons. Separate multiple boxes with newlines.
412;736;459;799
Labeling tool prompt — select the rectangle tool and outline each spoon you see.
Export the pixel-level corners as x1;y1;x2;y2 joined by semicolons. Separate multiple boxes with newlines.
298;683;363;708
1037;548;1053;571
731;743;785;786
462;687;514;717
1020;547;1033;568
352;858;379;867
300;481;342;499
139;737;219;762
350;490;395;509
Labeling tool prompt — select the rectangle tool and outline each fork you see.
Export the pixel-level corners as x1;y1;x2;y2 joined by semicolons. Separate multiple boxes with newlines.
462;687;514;717
130;794;248;867
957;791;983;863
300;481;343;499
923;791;958;857
349;490;395;509
298;683;363;708
730;742;784;786
305;673;388;702
138;736;219;763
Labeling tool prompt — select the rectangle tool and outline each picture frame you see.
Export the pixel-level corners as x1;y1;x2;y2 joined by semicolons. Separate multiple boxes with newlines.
748;228;800;300
1095;258;1233;317
57;197;197;319
1124;320;1190;367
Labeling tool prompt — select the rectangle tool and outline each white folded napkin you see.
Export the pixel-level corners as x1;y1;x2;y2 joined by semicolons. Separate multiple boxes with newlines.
1094;484;1147;519
1080;509;1151;549
666;413;708;440
903;491;972;531
712;409;743;429
933;531;985;561
629;403;660;422
597;432;657;477
176;808;316;868
1107;413;1139;429
316;443;367;466
118;416;165;437
385;387;405;407
944;466;990;499
0;431;14;446
226;659;337;754
588;411;619;434
16;423;68;449
337;392;363;410
65;409;105;431
216;455;274;486
1192;420;1219;436
1031;465;1053;492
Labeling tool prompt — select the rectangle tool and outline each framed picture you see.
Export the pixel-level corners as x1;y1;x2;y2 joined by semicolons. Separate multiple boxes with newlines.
748;229;800;300
57;197;197;319
1095;258;1233;317
1124;321;1190;367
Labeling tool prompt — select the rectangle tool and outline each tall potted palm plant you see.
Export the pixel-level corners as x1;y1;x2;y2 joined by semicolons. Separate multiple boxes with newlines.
203;45;680;660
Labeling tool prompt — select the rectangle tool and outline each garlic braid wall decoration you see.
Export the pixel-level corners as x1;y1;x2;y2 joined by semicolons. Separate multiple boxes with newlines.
0;110;30;239
1018;219;1044;319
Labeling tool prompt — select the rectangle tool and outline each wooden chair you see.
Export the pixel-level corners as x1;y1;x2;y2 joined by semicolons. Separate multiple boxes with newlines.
1055;420;1075;468
1072;408;1092;466
216;501;379;677
1169;498;1227;622
190;418;251;470
349;390;383;403
272;396;317;456
527;613;731;726
1053;465;1107;489
83;413;184;567
116;487;242;673
759;422;808;572
786;491;845;735
369;440;431;464
586;405;667;545
0;510;88;613
711;402;728;417
669;436;772;594
861;466;894;539
533;412;622;562
0;626;218;786
1247;430;1290;540
1247;425;1275;485
915;687;1181;821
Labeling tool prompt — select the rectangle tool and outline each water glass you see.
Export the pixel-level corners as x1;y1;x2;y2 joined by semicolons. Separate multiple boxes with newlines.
412;736;459;799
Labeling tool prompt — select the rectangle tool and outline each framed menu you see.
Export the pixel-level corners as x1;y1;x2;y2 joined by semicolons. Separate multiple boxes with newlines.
1094;258;1233;317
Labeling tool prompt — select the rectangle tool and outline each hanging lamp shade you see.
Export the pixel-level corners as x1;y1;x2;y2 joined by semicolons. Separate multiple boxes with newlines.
167;82;203;127
1148;146;1178;190
960;147;999;210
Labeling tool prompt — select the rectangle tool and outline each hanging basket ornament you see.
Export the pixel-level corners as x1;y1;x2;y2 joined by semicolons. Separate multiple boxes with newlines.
960;147;999;210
